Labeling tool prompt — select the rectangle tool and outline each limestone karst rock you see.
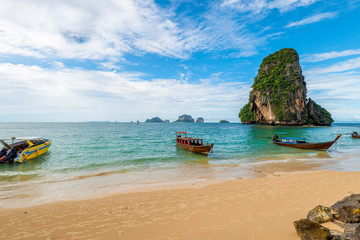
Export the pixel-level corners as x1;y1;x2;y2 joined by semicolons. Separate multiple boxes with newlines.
196;117;204;123
239;48;333;126
175;114;195;123
145;117;164;123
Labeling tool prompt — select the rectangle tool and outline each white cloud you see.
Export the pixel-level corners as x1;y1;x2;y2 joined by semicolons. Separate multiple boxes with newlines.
0;0;267;61
285;12;337;28
0;0;199;60
221;0;318;13
304;57;360;75
0;63;250;121
304;57;360;121
301;49;360;62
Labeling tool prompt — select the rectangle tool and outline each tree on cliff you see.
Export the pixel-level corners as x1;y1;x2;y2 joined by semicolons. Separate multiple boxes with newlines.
239;48;334;126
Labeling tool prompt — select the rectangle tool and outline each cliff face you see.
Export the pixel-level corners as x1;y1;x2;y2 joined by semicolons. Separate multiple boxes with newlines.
239;48;333;126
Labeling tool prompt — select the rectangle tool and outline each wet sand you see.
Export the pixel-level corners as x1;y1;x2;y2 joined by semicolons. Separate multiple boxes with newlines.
1;170;360;240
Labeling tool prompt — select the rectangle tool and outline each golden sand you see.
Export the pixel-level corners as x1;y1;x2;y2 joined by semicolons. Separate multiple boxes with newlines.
1;171;359;240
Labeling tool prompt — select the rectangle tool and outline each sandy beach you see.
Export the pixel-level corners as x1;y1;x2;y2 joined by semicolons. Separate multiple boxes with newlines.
0;170;359;240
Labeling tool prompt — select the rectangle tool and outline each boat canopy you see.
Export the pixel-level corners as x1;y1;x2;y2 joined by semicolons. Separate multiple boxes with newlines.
176;132;187;134
281;139;297;143
179;137;203;140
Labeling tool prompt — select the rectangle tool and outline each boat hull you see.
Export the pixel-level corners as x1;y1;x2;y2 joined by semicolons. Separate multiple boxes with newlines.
176;142;213;156
273;140;335;151
352;134;360;139
17;140;51;163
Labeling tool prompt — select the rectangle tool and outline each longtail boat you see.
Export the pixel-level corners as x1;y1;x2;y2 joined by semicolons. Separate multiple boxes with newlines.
176;132;214;156
272;134;341;151
0;137;51;164
352;132;360;139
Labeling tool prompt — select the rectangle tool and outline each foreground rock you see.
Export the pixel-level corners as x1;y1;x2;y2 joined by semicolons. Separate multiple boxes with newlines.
294;194;360;239
239;48;333;126
344;223;360;240
294;219;332;240
331;194;360;223
307;205;333;223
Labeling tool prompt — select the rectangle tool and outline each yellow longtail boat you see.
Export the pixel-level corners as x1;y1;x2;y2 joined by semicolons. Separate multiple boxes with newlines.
0;137;51;164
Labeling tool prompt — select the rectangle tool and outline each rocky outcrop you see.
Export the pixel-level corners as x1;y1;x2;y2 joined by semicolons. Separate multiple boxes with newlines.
331;194;360;223
175;114;194;123
196;117;204;123
219;120;229;123
239;48;333;126
307;205;334;223
294;194;360;239
293;219;332;240
145;117;164;123
307;99;334;126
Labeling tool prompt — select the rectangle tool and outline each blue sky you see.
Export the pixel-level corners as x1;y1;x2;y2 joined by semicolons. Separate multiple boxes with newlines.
0;0;360;122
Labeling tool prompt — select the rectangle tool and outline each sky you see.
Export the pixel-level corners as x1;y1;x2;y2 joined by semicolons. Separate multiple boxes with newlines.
0;0;360;122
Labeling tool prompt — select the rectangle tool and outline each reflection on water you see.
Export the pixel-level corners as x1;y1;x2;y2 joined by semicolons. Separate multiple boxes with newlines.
315;152;331;159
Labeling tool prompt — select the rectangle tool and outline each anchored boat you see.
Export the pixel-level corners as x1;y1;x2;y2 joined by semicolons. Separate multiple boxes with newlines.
272;134;341;151
0;137;51;164
176;132;214;156
352;131;360;139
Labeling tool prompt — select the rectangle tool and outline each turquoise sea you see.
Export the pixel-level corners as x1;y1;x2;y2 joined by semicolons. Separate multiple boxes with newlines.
0;122;359;208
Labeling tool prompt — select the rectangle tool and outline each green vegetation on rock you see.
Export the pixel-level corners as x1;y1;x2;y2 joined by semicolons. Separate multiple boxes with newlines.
239;103;256;123
307;99;334;126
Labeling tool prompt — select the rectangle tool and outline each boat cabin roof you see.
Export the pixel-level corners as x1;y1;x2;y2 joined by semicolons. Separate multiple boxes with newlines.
177;136;203;141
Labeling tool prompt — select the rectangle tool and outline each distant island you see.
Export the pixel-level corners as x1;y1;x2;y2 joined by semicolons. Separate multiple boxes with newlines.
239;48;333;126
219;120;229;123
145;117;164;123
196;117;204;123
174;114;194;123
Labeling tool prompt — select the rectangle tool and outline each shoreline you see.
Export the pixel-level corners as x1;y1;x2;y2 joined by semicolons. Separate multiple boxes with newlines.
0;151;348;209
0;154;331;209
1;170;360;239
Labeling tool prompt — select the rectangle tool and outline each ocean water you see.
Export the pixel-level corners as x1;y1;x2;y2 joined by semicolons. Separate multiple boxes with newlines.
0;122;359;208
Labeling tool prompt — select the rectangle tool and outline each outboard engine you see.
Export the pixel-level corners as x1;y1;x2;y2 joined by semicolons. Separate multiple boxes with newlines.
0;148;7;158
0;148;8;164
4;148;17;163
